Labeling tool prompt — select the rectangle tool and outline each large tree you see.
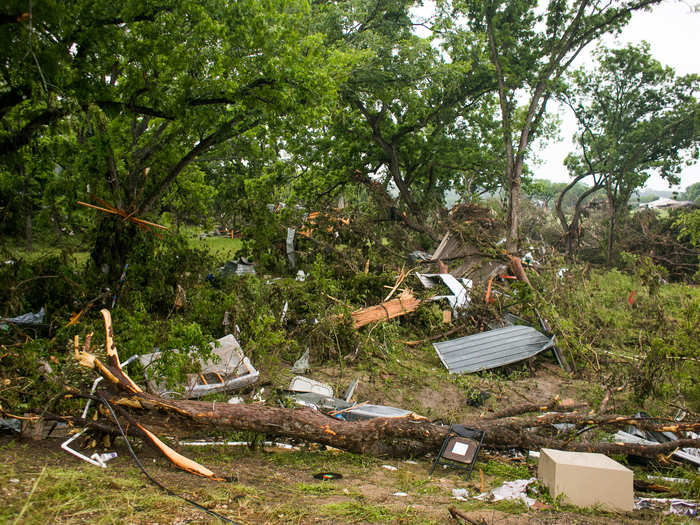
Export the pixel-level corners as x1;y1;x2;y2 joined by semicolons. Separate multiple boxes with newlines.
2;1;354;280
441;0;663;252
286;0;502;240
560;44;700;262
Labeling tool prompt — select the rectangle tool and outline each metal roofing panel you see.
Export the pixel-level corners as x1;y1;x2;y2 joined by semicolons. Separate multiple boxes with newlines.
433;325;554;374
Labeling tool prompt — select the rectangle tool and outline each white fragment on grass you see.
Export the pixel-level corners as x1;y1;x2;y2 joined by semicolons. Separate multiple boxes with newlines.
404;460;418;465
382;465;398;471
392;492;408;497
475;478;538;507
9;478;19;483
452;488;469;501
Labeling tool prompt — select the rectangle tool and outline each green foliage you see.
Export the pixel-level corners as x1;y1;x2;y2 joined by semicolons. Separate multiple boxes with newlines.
681;182;700;203
535;261;700;409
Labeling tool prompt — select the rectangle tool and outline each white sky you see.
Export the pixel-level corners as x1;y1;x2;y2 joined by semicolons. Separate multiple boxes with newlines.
534;1;700;192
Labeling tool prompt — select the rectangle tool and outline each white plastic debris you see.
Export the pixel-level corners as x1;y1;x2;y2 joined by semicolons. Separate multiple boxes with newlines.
291;350;311;374
557;268;568;278
635;497;697;516
646;475;690;485
452;488;469;501
296;270;306;281
392;492;408;497
475;477;537;507
227;396;244;404
528;450;540;459
90;452;117;464
382;465;398;471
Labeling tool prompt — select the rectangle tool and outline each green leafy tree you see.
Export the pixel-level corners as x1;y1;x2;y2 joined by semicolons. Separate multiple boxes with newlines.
3;1;355;281
681;182;700;203
441;0;662;252
561;44;700;263
285;0;502;240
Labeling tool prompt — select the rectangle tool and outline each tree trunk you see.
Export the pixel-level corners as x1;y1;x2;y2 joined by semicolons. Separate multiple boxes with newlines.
506;170;520;253
90;216;139;283
21;161;33;251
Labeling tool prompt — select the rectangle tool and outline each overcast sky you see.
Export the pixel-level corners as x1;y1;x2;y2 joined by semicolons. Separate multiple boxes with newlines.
534;1;700;192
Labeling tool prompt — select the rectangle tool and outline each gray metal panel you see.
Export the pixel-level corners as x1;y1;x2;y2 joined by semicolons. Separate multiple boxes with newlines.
433;325;554;374
343;405;413;421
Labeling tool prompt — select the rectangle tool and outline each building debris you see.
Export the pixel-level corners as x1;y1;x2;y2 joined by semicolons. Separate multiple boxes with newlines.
1;306;45;326
138;334;259;398
218;258;256;276
614;428;700;467
415;273;471;310
289;376;333;397
343;377;359;402
475;477;538;506
433;325;557;374
350;289;421;328
286;227;296;269
635;497;697;516
291;349;311;374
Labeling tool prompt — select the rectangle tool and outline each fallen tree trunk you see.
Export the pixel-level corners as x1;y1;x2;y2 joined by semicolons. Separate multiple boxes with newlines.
66;309;700;477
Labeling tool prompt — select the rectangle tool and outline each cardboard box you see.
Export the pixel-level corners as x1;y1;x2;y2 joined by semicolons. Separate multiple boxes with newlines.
537;448;633;511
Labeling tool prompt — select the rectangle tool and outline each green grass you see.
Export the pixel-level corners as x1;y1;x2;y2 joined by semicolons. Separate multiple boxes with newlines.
319;501;434;524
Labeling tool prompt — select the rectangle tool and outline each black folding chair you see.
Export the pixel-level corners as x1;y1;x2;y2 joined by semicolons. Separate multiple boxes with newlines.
429;424;485;479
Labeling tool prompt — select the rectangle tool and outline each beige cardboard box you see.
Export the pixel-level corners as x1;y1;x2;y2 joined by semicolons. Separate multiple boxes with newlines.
537;448;633;511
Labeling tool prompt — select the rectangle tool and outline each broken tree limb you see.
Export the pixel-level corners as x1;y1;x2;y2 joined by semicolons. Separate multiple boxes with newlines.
70;310;700;471
351;289;421;328
485;398;586;419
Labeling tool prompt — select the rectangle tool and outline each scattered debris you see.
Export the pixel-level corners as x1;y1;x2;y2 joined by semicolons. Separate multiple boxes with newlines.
342;405;413;422
139;334;259;398
350;289;421;328
291;349;311;374
313;472;343;480
635;498;697;515
538;448;633;511
218;258;256;276
407;251;431;265
452;488;470;501
614;422;700;467
415;273;471;311
181;440;298;450
0;418;21;433
286;228;296;269
1;306;45;326
475;477;537;506
392;491;408;497
382;465;398;471
289;376;333;397
343;377;359;402
433;325;557;374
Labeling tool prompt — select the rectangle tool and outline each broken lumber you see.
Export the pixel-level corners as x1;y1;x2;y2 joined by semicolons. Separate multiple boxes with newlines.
350;289;421;328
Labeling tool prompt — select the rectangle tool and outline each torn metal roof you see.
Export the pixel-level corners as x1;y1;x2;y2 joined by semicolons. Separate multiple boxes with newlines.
416;273;472;309
433;325;555;374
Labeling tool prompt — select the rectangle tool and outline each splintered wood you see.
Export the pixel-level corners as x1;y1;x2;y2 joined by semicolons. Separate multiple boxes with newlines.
351;290;421;328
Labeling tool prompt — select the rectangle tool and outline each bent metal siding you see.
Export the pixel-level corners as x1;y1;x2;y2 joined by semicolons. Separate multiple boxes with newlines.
433;325;555;374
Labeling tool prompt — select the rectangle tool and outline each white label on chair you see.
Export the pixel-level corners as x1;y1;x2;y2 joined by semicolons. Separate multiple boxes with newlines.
451;442;470;455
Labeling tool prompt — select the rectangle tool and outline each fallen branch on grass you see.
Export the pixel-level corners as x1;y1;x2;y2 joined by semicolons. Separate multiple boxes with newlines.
66;309;700;477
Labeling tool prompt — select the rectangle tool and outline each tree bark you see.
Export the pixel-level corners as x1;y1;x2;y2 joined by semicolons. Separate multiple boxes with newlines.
68;310;700;477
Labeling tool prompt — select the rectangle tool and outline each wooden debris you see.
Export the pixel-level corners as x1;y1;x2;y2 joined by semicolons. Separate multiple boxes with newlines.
351;290;421;328
77;198;167;234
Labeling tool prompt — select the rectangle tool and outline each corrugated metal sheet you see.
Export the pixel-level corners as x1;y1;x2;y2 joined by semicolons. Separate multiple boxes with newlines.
433;325;555;374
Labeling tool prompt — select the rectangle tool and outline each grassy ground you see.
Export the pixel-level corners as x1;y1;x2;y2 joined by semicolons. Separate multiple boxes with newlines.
1;434;689;525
